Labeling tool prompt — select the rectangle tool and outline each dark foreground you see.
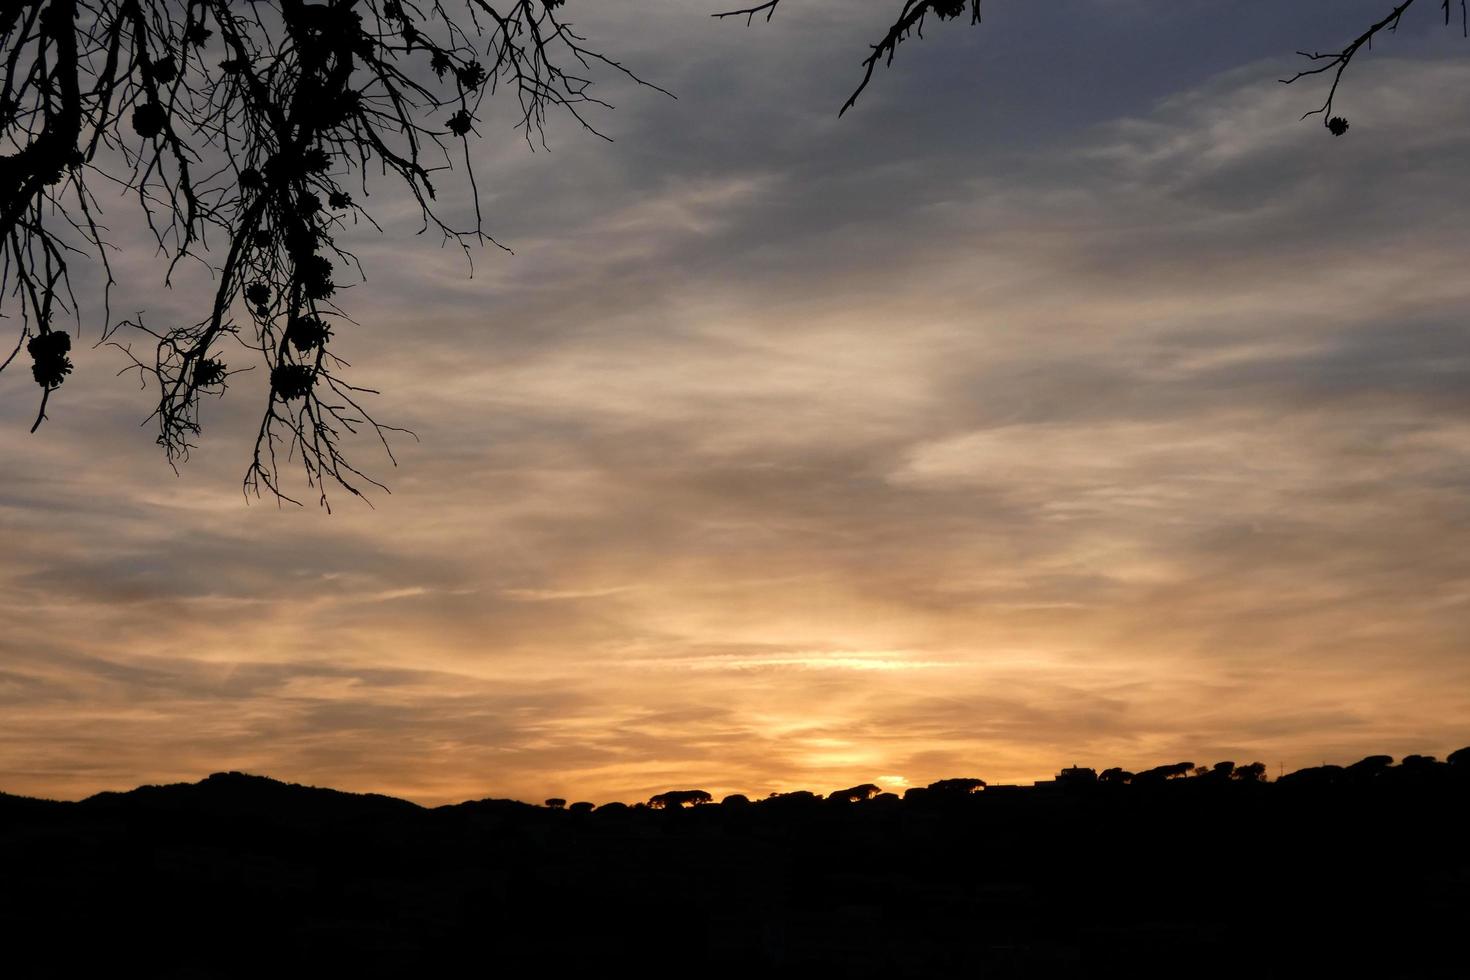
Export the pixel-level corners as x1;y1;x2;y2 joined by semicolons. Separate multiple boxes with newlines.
3;753;1468;978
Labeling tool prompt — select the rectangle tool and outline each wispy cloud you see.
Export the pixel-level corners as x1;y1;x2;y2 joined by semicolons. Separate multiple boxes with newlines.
2;7;1468;805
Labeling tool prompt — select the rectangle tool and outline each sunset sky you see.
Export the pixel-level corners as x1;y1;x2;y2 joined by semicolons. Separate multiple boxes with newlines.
2;0;1468;806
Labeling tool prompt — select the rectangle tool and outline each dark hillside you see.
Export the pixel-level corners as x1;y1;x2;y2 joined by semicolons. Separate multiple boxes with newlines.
3;754;1467;978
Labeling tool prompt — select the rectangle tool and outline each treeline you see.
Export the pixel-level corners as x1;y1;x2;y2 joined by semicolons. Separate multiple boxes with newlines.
551;749;1464;812
2;748;1468;978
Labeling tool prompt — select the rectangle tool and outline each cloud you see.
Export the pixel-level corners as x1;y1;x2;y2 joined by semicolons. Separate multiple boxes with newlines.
3;7;1469;805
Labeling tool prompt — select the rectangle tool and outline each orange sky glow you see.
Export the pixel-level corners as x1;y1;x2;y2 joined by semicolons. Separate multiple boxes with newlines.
2;3;1468;806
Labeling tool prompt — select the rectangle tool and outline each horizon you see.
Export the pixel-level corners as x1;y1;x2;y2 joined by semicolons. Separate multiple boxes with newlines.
8;743;1465;809
3;2;1469;808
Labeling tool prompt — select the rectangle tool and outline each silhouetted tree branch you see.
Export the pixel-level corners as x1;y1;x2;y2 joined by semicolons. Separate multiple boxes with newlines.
714;0;981;116
4;1;1467;506
1278;0;1468;134
1;0;668;508
715;1;1468;126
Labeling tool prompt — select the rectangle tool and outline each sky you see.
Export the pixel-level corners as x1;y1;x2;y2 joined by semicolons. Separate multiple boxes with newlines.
2;0;1468;806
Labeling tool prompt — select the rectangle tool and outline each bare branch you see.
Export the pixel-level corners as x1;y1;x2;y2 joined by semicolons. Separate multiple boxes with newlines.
712;1;783;26
713;0;983;115
2;0;665;507
1281;0;1420;132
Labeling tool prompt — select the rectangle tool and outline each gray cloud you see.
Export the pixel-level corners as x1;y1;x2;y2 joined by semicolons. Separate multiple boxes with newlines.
3;3;1469;804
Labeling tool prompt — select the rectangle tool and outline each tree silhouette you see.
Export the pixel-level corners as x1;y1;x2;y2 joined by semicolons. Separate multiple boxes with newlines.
3;1;1464;505
826;782;882;803
720;0;1467;130
647;789;712;809
1278;0;1467;135
1133;761;1195;784
1231;761;1267;783
925;776;985;795
1;0;665;507
714;0;981;117
7;749;1468;975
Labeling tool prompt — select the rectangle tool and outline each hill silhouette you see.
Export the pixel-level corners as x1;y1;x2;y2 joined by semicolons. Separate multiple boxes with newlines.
4;751;1468;978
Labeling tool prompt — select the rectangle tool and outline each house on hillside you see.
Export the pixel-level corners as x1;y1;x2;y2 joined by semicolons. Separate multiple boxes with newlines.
1057;766;1098;786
